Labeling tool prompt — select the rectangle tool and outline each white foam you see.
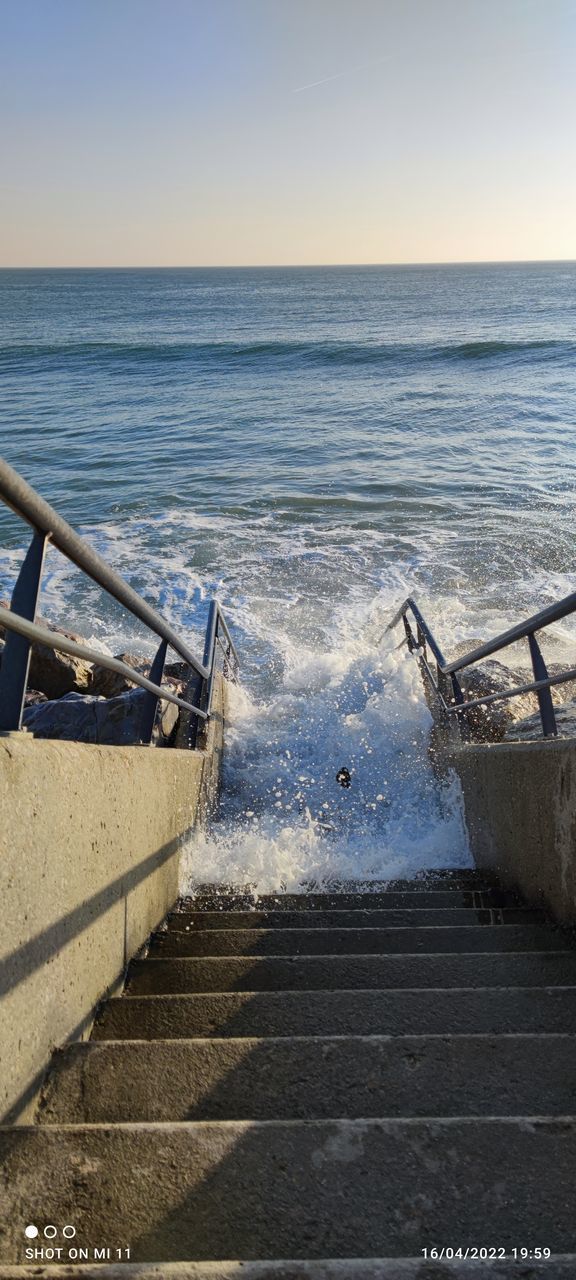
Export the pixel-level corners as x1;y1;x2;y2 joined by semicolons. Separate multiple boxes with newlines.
180;603;472;894
8;506;548;894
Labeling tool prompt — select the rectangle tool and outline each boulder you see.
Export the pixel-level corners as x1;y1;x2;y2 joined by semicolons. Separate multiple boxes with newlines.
22;688;180;747
29;636;93;700
89;652;152;699
456;659;536;743
157;697;179;743
89;653;190;700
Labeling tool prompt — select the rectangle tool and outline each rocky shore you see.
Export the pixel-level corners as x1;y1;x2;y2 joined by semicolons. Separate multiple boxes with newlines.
454;651;576;743
2;602;573;747
419;638;576;750
0;602;188;746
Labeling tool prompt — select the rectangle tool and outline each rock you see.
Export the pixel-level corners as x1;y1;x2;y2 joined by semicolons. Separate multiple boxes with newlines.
165;660;190;680
90;653;189;700
544;663;576;706
0;599;187;720
158;698;179;742
29;636;93;699
0;600;93;698
24;689;48;706
22;688;180;747
23;690;104;742
505;698;576;741
456;659;536;743
89;652;152;699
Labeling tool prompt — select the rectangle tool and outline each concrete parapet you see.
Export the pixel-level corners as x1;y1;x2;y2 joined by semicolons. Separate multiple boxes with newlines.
450;737;576;923
0;676;225;1122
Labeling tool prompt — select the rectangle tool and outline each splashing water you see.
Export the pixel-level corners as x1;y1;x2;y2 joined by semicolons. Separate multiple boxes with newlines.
180;608;471;894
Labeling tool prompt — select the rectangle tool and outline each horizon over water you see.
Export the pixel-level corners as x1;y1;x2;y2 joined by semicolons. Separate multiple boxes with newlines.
1;262;575;891
4;257;575;267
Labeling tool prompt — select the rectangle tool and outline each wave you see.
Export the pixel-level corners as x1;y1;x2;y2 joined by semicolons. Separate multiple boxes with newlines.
1;336;572;370
440;338;570;361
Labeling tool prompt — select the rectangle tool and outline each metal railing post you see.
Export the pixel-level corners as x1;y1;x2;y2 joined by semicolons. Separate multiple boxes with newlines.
527;632;557;738
436;664;464;743
194;599;218;747
449;673;468;740
0;531;48;732
403;614;415;652
139;638;168;745
182;672;204;749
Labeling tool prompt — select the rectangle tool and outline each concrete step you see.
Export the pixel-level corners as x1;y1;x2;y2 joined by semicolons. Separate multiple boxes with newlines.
168;908;541;931
38;1034;576;1124
1;1118;576;1261
5;1260;576;1279
179;889;522;911
149;924;566;958
186;876;504;911
92;987;576;1040
127;951;576;994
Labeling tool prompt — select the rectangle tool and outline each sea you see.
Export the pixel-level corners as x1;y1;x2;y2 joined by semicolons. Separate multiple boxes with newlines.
1;262;575;891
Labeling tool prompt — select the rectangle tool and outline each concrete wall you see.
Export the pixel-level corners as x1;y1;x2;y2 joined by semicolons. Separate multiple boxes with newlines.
451;736;576;922
0;676;226;1122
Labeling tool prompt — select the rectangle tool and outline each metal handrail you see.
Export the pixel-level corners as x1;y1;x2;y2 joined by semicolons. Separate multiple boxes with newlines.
388;593;576;740
0;458;211;679
0;607;207;719
442;593;576;675
0;458;239;744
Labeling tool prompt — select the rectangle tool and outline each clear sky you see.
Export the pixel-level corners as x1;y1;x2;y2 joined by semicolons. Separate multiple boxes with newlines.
1;0;575;266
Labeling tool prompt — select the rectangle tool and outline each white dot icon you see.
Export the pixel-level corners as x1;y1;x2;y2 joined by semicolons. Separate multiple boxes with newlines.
24;1225;38;1239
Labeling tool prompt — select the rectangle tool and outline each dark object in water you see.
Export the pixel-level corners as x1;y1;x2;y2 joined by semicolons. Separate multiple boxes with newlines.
336;767;351;788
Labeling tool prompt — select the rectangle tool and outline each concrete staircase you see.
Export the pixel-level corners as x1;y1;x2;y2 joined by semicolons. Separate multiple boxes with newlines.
2;869;576;1277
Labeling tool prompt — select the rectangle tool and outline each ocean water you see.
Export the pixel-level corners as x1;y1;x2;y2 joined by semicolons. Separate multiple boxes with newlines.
1;263;575;890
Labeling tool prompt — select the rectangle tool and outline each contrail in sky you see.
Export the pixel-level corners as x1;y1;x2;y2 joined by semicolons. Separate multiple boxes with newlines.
292;56;392;94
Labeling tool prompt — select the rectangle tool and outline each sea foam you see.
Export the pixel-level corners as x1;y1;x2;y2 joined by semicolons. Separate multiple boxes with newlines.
180;598;472;895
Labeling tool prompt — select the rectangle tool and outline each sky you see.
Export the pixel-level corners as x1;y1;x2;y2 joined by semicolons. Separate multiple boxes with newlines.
1;0;575;267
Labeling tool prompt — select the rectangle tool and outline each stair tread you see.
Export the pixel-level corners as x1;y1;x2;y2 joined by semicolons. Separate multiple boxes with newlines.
127;952;576;993
178;889;521;911
150;924;568;957
4;1261;576;1279
190;872;498;892
172;890;524;911
2;1119;576;1262
186;879;503;910
167;908;541;930
39;1034;576;1124
92;987;576;1039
